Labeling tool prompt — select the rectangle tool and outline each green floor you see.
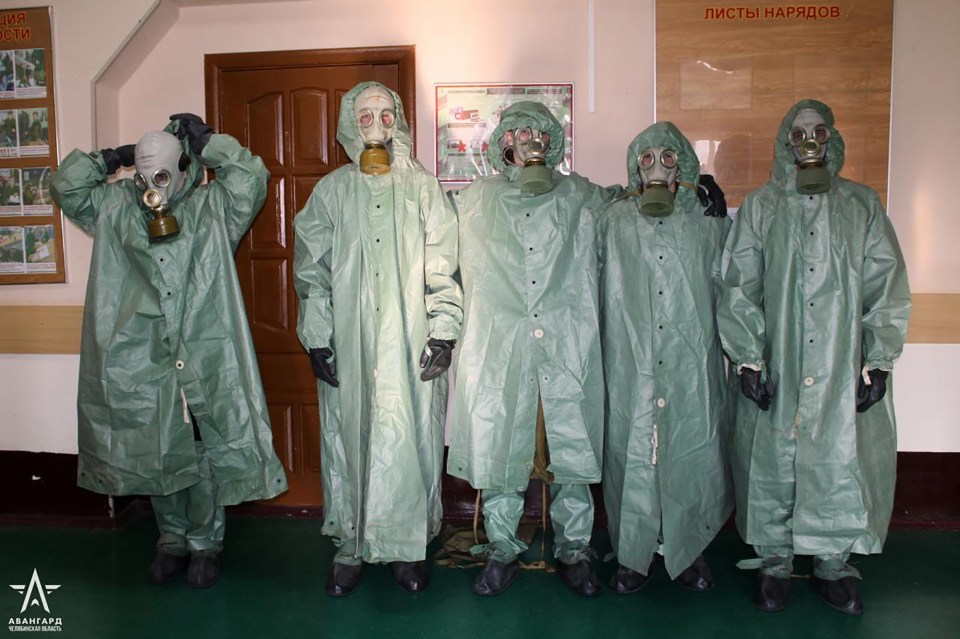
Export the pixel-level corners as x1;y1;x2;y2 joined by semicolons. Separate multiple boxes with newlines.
1;516;958;638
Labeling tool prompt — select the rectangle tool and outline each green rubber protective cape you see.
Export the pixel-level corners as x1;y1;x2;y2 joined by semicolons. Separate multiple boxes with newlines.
50;127;288;506
293;82;463;563
599;122;734;579
717;99;912;556
448;101;621;492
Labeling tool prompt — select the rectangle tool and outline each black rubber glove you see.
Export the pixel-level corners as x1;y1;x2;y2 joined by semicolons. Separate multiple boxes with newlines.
419;338;456;381
740;367;774;411
697;174;728;218
308;347;339;388
100;144;137;174
170;112;213;155
856;369;888;413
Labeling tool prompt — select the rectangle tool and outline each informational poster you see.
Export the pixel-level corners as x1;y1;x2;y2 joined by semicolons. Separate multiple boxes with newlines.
0;224;24;272
435;84;574;183
0;7;62;284
0;108;49;156
656;0;893;207
0;108;16;157
21;166;51;213
0;167;19;212
17;106;48;154
23;222;54;271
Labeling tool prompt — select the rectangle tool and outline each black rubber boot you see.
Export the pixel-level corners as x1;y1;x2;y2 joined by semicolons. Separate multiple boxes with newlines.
609;563;651;594
473;559;520;596
811;575;864;615
391;560;430;593
752;572;790;612
558;559;602;597
674;555;715;592
146;550;189;584
186;553;221;589
325;561;363;597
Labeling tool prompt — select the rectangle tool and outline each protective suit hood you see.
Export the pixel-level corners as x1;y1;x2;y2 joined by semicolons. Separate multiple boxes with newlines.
336;81;414;169
487;101;565;173
626;121;701;211
772;99;845;188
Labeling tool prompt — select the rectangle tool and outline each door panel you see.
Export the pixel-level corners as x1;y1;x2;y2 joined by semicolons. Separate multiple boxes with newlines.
208;49;413;506
246;93;284;166
291;88;330;170
250;177;285;251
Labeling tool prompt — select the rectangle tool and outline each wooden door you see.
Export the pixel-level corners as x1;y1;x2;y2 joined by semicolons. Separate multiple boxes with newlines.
205;47;416;506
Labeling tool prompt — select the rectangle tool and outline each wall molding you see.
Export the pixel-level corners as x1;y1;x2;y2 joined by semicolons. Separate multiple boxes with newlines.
0;305;83;354
905;293;960;344
1;293;958;354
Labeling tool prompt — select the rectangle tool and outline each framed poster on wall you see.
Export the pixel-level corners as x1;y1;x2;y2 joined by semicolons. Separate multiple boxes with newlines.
0;6;63;284
656;0;893;207
435;83;574;183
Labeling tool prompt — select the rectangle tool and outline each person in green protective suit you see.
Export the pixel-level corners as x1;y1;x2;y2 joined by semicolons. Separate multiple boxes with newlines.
599;121;733;596
448;101;621;597
293;82;462;596
717;99;911;615
50;113;288;589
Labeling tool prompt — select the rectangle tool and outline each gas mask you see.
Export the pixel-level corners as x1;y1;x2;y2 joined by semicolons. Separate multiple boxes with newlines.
134;131;188;242
636;146;679;217
354;85;396;175
502;127;553;195
788;108;831;194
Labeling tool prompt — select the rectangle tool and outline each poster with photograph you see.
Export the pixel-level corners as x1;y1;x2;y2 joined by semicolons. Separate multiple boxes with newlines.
0;51;13;99
0;167;21;213
21;166;51;214
0;225;25;272
435;84;574;183
17;107;48;156
0;109;16;157
24;223;55;272
14;48;45;98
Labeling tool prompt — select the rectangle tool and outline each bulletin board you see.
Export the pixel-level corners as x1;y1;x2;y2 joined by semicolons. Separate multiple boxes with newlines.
0;6;63;284
656;1;893;207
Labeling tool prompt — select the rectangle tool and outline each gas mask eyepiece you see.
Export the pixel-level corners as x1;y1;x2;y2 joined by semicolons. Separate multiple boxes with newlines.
788;109;832;194
355;86;397;175
637;147;679;217
134;131;186;242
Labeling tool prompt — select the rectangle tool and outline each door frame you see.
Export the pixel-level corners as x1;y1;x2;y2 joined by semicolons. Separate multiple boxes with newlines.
205;45;417;151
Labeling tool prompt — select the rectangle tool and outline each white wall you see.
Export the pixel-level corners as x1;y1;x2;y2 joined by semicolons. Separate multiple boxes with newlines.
0;0;958;453
0;354;78;454
888;0;960;294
